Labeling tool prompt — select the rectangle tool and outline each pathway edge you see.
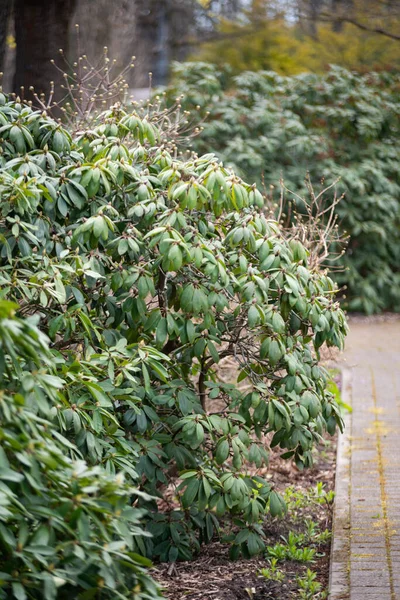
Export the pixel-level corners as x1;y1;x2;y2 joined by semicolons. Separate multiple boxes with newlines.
329;367;352;600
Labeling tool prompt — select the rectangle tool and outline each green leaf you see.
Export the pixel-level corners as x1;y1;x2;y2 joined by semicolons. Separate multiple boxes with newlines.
269;491;283;517
156;317;168;347
269;340;282;365
207;340;220;364
84;381;113;407
0;468;24;482
248;304;259;328
182;478;200;507
215;439;229;464
272;311;285;334
12;583;27;600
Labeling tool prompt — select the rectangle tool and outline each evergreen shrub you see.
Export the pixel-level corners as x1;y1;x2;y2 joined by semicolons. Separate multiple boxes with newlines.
0;90;346;597
165;64;400;313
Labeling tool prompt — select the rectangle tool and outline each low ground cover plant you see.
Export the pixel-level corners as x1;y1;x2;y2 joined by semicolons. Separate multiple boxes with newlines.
158;478;335;599
164;64;400;313
0;88;346;598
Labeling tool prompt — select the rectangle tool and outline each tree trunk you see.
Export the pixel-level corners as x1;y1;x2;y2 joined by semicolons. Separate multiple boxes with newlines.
297;0;324;37
0;0;11;73
70;0;112;67
132;0;195;87
331;0;353;32
133;0;165;87
14;0;76;101
168;0;196;62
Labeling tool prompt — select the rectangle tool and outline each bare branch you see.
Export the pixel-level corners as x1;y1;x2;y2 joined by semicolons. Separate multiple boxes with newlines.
318;12;400;41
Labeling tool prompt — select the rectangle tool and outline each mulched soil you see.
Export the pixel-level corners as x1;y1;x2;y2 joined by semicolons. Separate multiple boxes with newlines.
153;439;337;599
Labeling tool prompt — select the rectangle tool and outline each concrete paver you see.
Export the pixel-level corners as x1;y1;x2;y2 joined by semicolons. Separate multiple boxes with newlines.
329;318;400;600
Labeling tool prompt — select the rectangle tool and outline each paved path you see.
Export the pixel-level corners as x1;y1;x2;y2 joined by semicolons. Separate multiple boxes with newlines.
330;317;400;600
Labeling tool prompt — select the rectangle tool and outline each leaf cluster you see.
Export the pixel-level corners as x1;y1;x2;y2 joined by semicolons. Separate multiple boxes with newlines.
0;302;161;600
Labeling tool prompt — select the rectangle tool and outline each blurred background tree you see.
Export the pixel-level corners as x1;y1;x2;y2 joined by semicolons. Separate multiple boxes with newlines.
1;0;199;95
13;0;77;101
0;0;11;75
195;0;400;72
1;0;399;97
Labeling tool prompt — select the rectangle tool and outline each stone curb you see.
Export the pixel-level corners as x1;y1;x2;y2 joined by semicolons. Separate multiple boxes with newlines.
329;368;352;600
